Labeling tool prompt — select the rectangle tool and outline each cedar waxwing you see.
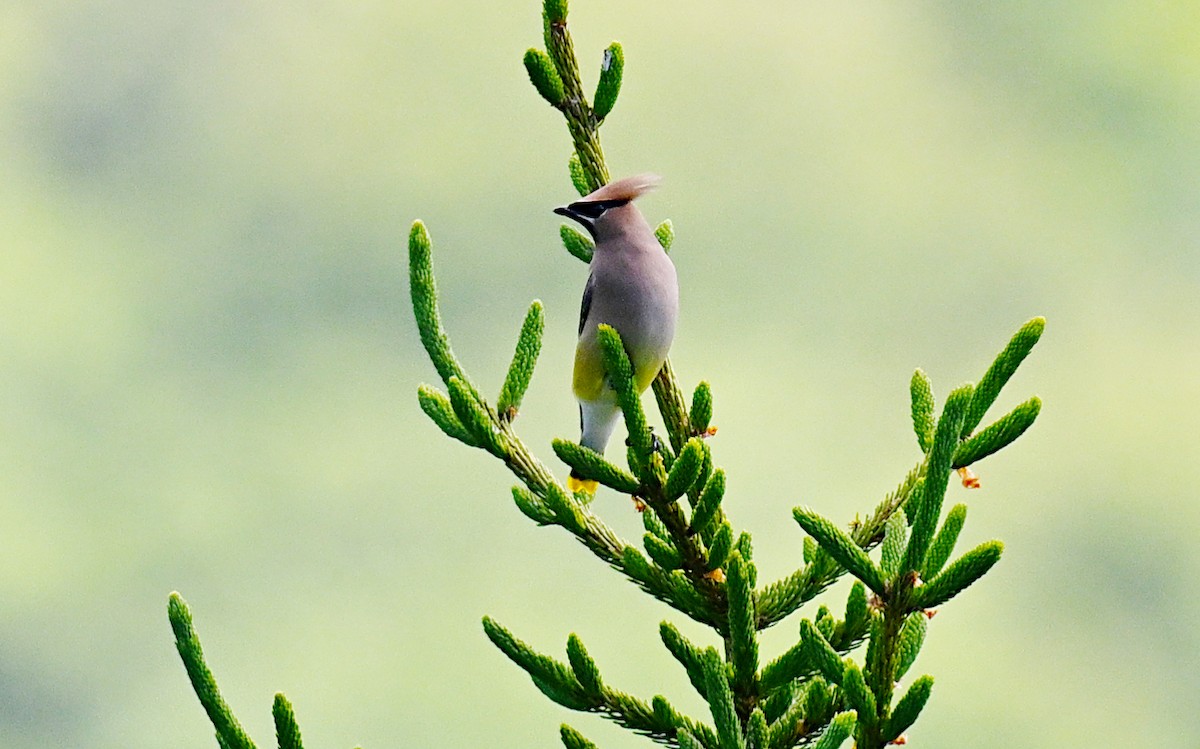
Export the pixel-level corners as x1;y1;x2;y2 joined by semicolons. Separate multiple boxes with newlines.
554;174;679;494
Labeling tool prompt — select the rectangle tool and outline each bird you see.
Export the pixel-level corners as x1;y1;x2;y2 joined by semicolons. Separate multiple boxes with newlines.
554;174;679;494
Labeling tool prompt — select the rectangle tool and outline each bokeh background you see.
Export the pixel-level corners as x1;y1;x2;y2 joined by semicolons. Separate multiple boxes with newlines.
2;1;1197;747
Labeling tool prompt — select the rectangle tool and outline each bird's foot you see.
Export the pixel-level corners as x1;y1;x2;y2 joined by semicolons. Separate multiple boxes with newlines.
627;426;664;453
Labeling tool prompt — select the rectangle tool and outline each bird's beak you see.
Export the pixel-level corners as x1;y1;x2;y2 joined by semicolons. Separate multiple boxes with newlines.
554;204;595;237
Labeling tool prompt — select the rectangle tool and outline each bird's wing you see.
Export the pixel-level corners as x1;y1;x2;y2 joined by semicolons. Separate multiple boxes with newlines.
578;272;595;336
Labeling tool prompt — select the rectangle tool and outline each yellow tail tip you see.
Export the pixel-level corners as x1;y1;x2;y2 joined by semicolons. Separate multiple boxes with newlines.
568;475;599;495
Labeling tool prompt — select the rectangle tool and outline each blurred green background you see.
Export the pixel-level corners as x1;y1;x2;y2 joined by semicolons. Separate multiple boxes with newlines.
1;1;1197;747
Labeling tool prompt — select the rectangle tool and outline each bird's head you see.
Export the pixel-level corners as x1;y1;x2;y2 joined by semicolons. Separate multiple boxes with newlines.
554;173;660;240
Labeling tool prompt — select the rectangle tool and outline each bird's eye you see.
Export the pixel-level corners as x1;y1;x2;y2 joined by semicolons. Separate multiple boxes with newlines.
570;202;607;219
568;198;631;220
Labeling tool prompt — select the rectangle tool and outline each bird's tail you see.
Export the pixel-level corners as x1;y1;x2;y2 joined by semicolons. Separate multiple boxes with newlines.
568;469;598;495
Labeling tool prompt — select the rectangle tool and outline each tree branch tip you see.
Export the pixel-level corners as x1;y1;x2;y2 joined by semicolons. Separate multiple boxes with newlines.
167;592;190;621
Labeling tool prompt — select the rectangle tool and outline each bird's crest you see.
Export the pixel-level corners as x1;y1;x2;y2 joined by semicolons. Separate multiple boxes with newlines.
579;173;661;203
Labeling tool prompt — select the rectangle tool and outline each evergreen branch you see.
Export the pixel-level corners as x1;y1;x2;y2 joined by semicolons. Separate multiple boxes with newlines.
703;648;745;749
651;695;724;749
597;325;654;472
753;567;813;632
417;384;478;447
839;664;876;732
656;220;676;253
690;484;719;546
168;593;258;749
759;681;795;725
689;469;726;536
893;613;927;681
402;7;1046;747
408;220;472;389
593;42;625;121
911;540;1003;610
513;484;559;525
799;620;844;687
272;694;303;749
878;512;907;581
678;732;704;749
882;676;932;743
764;683;819;749
568;633;606;698
448;376;507;458
503;434;623;550
645;533;684;570
568;153;591;196
757;640;812;695
644;507;673;541
803;538;818;564
920;504;966;580
952;396;1041;469
961;316;1045;437
483;617;597;710
525;47;567;107
600;687;679;745
802;681;838;738
561;223;594;263
755;460;926;630
652;359;699;455
833;582;871;650
491;618;725;749
562;724;601;749
725;552;759;706
909;370;935;453
759;582;873;700
620;547;723;628
541;2;609;190
689;381;712;434
706;523;733;571
854;460;927;548
539;480;590;533
595;325;728;616
660;621;710;698
814;605;836;641
544;0;568;26
734;535;753;583
553;438;642;494
860;598;908;748
498;301;546;419
902;386;971;576
746;709;768;749
791;508;886;597
764;678;846;749
666;438;706;500
810;712;857;749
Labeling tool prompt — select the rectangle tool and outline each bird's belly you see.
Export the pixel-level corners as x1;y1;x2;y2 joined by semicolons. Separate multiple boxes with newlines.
592;290;676;391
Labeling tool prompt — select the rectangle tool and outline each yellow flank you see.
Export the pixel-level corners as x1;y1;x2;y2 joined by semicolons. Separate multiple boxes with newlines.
572;343;607;401
568;475;599;494
634;358;661;393
573;340;663;401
